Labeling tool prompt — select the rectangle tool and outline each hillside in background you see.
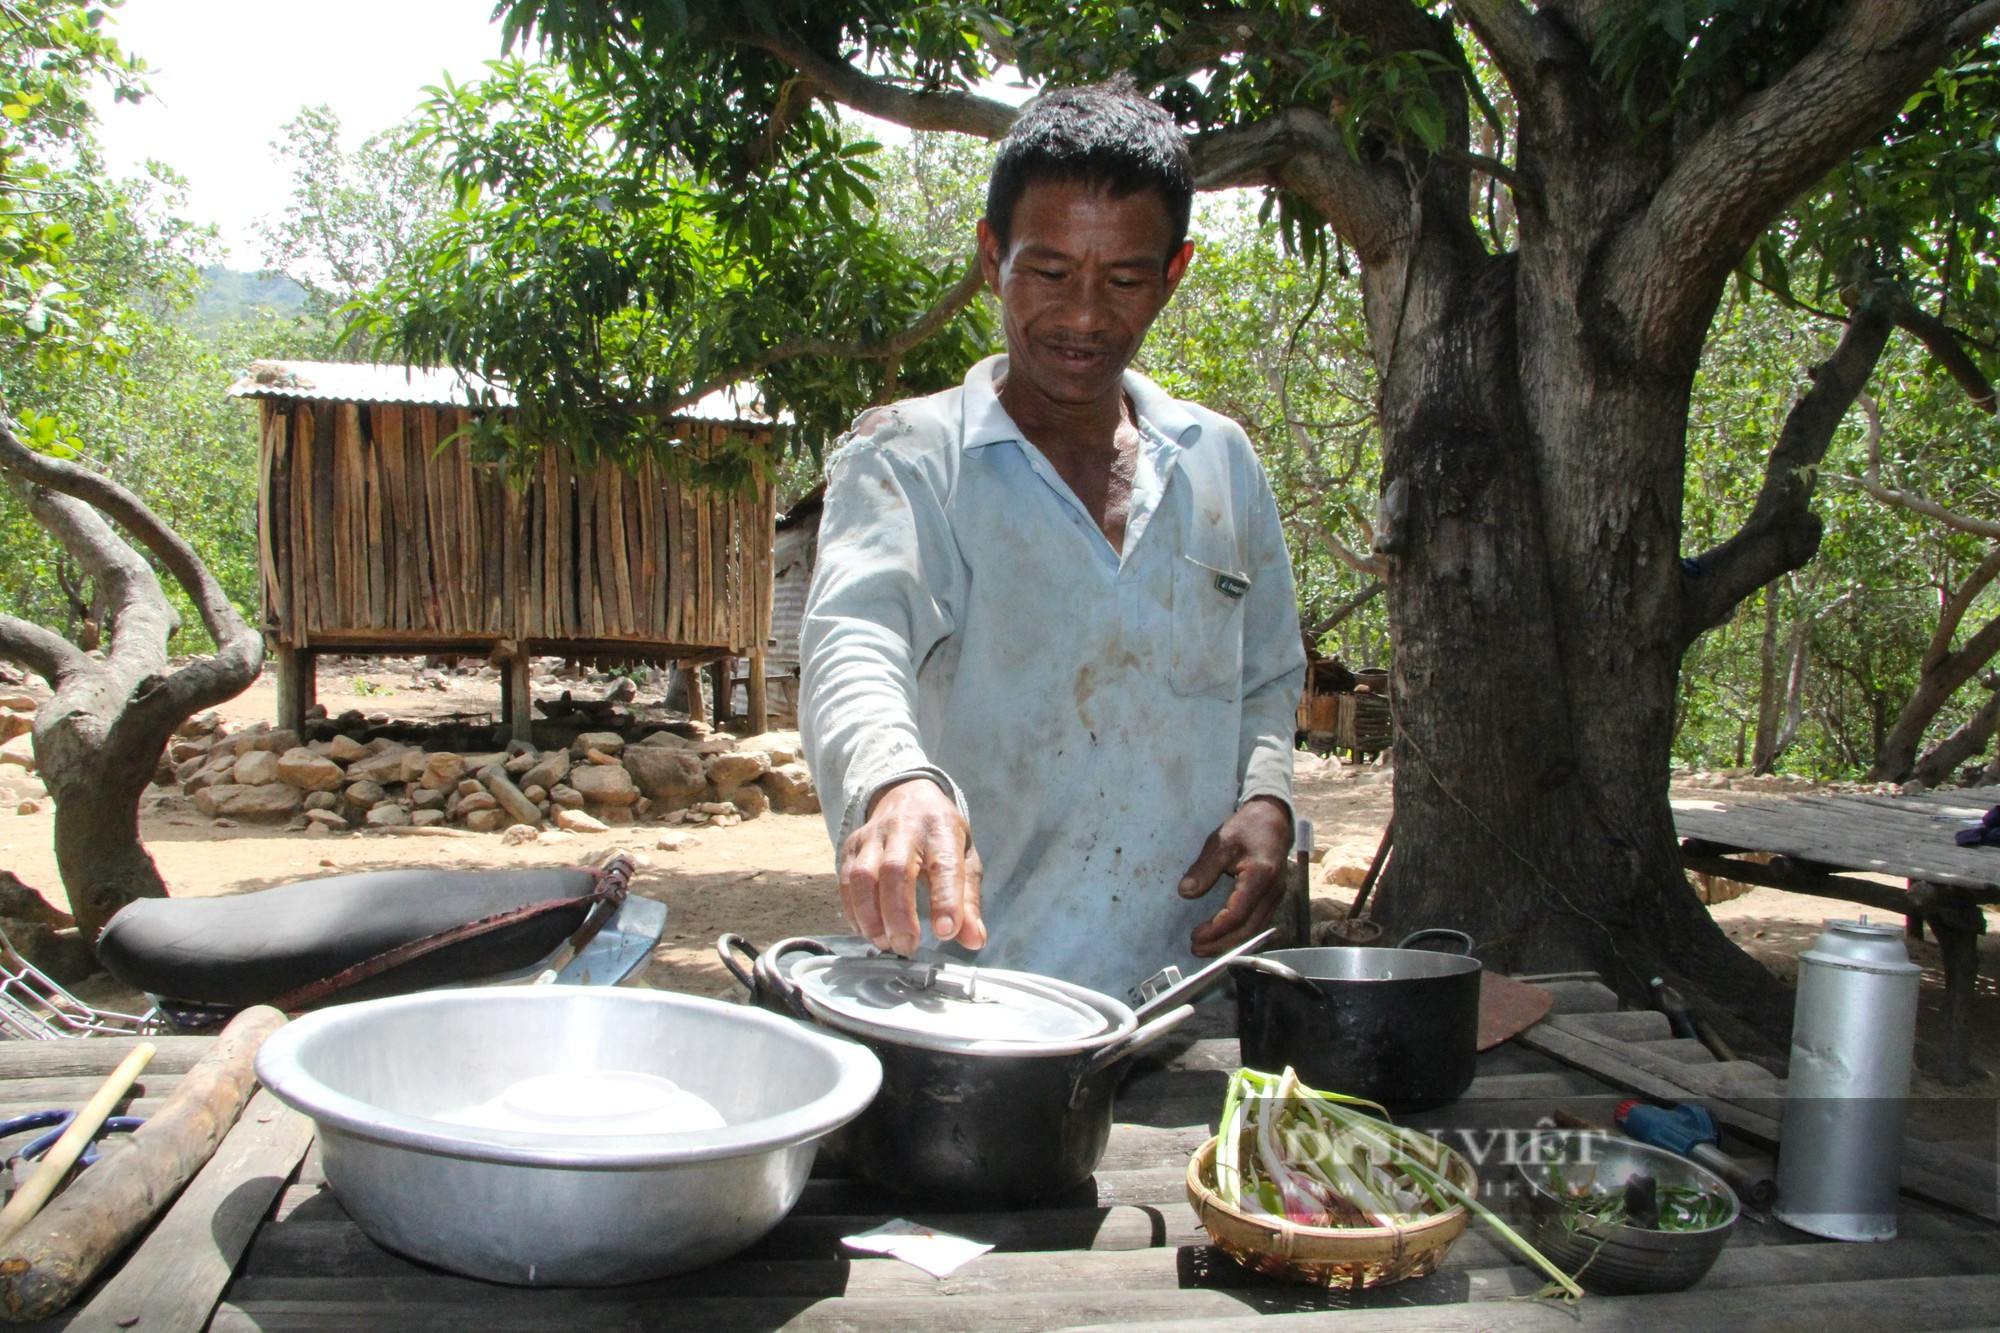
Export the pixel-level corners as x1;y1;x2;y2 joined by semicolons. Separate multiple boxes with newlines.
193;265;308;326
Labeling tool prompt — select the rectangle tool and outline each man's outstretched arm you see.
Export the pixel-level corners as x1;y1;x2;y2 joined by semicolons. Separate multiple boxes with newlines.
799;420;985;953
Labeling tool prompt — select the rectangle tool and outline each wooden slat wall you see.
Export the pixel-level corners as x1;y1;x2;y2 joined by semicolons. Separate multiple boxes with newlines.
259;402;774;657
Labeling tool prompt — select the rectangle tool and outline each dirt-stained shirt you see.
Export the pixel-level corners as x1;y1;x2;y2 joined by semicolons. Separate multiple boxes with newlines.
800;354;1306;999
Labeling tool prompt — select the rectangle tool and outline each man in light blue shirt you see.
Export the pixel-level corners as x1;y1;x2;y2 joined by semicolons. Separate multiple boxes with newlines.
800;84;1306;998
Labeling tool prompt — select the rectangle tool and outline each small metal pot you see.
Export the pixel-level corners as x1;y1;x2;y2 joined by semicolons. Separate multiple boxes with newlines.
1231;928;1482;1111
718;934;1192;1203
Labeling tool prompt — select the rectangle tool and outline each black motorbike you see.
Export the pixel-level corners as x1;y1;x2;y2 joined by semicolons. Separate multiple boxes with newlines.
5;855;665;1037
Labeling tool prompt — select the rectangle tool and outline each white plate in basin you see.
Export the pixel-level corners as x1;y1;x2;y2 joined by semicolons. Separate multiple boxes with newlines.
436;1070;726;1135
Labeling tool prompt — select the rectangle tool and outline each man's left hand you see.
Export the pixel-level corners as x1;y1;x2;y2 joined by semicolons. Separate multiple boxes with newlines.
1179;795;1294;956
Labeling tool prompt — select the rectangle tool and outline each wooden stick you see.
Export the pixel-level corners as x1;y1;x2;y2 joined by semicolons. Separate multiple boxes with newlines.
0;1043;155;1249
0;1006;285;1323
1348;814;1395;921
67;1090;313;1333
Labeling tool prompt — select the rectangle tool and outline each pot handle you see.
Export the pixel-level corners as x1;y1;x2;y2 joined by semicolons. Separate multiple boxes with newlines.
1226;954;1329;999
1069;1004;1196;1108
759;936;836;1019
1129;927;1278;1023
1396;928;1476;956
716;933;761;996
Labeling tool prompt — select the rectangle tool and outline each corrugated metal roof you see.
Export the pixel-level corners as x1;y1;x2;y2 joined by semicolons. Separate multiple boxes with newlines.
227;360;781;424
228;360;508;407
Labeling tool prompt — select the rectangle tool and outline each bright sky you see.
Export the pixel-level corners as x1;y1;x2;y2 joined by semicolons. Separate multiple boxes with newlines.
88;0;510;267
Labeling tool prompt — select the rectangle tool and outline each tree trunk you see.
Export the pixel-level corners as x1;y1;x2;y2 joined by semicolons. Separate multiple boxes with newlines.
46;746;167;933
1353;65;1827;1051
1358;256;1793;1051
1752;582;1784;773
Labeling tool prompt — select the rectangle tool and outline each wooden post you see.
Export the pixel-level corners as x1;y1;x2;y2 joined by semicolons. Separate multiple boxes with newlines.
505;652;534;747
274;644;314;738
1919;890;1986;1086
682;662;708;726
746;649;769;735
1275;819;1314;949
710;659;734;726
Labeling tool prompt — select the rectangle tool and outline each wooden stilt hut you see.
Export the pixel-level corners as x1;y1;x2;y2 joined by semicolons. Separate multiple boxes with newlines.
231;360;777;740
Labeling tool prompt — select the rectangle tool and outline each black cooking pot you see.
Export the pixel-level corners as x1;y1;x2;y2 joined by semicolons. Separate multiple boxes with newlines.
1231;928;1481;1111
718;934;1193;1204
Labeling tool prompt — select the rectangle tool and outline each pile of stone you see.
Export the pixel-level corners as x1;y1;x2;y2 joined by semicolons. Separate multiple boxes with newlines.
166;716;819;837
0;687;49;815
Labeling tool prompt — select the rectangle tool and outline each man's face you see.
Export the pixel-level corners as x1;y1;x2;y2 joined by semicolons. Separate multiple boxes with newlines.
977;178;1193;409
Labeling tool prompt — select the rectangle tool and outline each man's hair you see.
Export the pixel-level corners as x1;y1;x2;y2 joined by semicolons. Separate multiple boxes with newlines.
984;80;1194;261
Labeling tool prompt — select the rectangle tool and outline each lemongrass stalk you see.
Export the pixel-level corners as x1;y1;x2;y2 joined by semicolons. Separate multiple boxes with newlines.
1331;1108;1584;1300
1216;1070;1246;1208
1256;1071;1314;1219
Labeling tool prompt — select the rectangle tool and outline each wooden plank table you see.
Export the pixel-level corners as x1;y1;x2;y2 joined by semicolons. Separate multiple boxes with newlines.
10;1004;1998;1331
1673;785;2000;1082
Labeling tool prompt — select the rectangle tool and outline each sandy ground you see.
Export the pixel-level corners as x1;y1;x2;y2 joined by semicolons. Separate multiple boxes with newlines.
4;663;1999;1095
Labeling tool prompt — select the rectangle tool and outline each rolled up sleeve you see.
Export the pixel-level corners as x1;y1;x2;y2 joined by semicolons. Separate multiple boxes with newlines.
1235;462;1307;811
799;427;966;849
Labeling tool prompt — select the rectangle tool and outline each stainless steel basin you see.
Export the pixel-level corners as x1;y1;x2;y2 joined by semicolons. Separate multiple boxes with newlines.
256;987;882;1285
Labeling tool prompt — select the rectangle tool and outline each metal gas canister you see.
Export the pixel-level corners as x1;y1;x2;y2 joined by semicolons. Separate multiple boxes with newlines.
1773;919;1921;1241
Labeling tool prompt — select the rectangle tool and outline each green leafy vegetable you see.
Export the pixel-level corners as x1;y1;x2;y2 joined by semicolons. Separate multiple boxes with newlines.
1549;1165;1733;1234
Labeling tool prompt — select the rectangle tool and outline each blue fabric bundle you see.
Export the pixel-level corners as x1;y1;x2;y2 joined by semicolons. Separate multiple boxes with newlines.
1954;805;2000;846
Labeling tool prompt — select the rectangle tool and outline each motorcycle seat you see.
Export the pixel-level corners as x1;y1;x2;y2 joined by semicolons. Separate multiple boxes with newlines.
97;868;603;1009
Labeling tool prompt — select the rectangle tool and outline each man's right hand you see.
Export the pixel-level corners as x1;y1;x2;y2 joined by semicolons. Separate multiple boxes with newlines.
839;778;987;956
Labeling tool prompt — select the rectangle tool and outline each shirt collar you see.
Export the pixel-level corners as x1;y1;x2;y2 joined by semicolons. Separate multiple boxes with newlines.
961;354;1204;453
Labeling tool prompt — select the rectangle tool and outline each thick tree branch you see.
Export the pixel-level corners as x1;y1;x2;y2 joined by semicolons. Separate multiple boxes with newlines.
1891;294;1998;414
1436;144;1522;192
733;29;1019;140
1924;543;2000;672
0;416;251;659
31;484;260;736
641;260;986;418
1191;109;1411;263
1921;614;2000;711
0;614;87;686
1679;288;1897;643
1854;393;2000;540
738;25;1420;270
1615;1;1962;348
1914;685;2000;787
1454;0;1542;96
1310;580;1386;636
1950;0;2000;44
25;484;174;676
1316;519;1389;579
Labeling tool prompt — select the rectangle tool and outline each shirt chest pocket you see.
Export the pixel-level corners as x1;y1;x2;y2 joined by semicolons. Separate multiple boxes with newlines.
1171;550;1250;700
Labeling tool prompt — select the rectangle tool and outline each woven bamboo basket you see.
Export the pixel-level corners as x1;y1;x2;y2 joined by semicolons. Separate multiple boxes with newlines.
1186;1135;1478;1289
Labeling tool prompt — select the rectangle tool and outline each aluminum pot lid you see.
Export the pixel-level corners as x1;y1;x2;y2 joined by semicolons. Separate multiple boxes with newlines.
1801;918;1921;975
788;955;1122;1051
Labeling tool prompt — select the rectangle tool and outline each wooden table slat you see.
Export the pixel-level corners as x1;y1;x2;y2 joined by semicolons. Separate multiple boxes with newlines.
68;1090;313;1333
209;1256;2000;1333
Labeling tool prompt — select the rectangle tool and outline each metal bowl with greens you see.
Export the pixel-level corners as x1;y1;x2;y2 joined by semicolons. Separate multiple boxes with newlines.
1514;1130;1739;1295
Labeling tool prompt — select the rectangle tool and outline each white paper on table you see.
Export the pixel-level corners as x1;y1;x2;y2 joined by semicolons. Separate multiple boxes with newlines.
841;1218;994;1277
